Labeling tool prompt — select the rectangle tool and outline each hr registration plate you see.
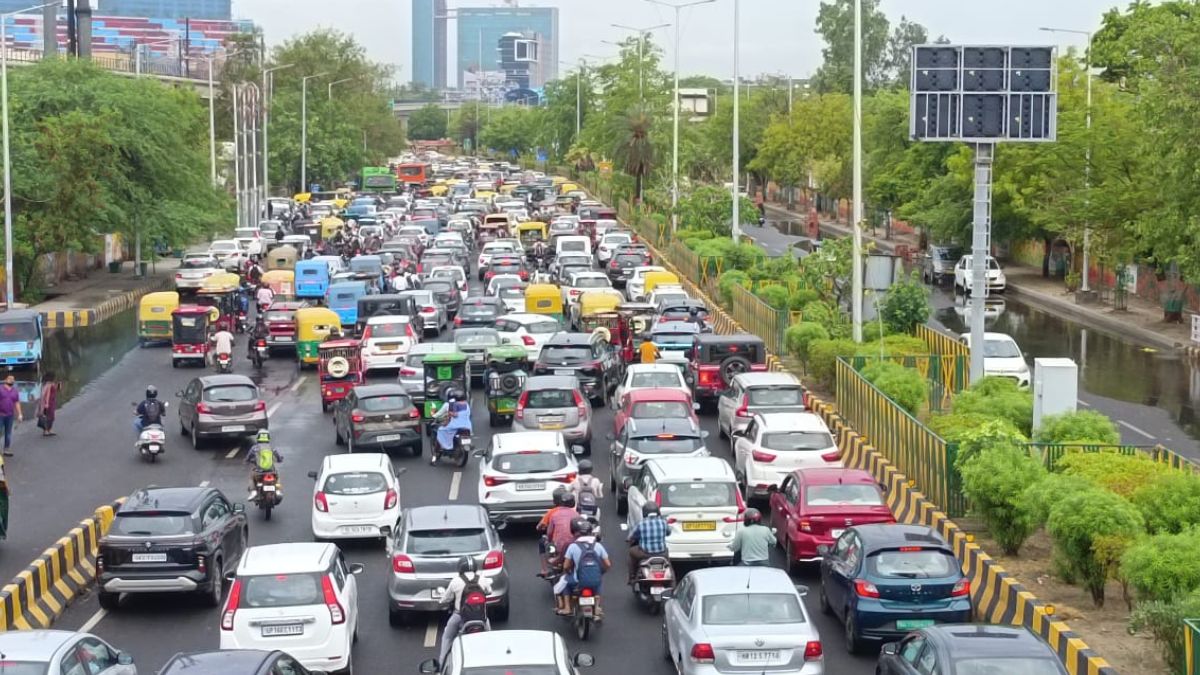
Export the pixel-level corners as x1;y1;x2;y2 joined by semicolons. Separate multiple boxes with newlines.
896;619;935;630
555;369;574;376
738;650;780;664
515;482;545;491
131;553;167;563
261;623;304;637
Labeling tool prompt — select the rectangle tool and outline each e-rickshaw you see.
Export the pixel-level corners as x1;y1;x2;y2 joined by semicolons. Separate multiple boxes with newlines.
137;291;179;346
582;310;635;363
295;306;342;367
517;221;548;254
266;245;298;271
642;270;681;298
327;281;369;327
619;301;658;344
478;222;504;246
356;294;417;337
574;290;623;331
261;270;295;300
422;351;470;422
194;273;241;334
318;338;363;412
171;305;216;368
484;346;529;427
524;284;564;326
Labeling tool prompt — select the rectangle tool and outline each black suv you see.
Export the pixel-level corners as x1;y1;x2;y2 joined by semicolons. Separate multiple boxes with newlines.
605;247;652;286
97;486;248;610
533;332;624;404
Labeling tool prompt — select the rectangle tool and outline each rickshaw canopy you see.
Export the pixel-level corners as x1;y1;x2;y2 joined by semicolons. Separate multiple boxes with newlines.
485;345;529;364
199;272;240;293
295;307;342;342
261;270;295;297
524;284;564;316
642;271;680;296
138;291;179;322
578;290;623;317
267;245;299;271
320;217;344;240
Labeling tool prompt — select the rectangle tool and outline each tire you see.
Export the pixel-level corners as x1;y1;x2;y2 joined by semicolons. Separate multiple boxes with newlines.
172;359;179;368
191;423;201;450
575;613;591;641
489;412;500;427
845;613;863;655
149;452;158;463
455;445;469;467
818;583;833;615
719;355;752;384
492;596;510;622
347;434;356;454
616;494;628;516
388;607;407;627
784;538;799;576
98;591;120;611
662;624;672;662
321;401;330;413
180;419;188;437
264;504;273;521
202;560;224;607
409;441;422;457
718;419;728;440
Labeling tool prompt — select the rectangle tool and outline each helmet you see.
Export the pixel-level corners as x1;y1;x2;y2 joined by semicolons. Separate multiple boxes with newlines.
256;430;271;444
552;487;571;507
457;556;478;575
446;386;466;403
570;517;594;537
743;507;763;526
145;385;158;400
642;502;661;518
577;459;593;475
560;492;576;508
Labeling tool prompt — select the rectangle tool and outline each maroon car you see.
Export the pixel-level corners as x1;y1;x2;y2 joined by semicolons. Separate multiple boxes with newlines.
769;467;894;573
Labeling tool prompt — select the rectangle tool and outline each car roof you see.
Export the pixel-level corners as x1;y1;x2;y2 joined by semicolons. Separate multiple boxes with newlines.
493;431;566;453
688;565;803;596
545;332;597;346
322;453;390;474
120;486;213;514
456;327;499;337
0;308;38;322
197;374;257;388
0;630;91;658
921;624;1061;662
499;313;558;325
628;363;685;374
525;375;581;390
160;650;274;672
410;342;458;355
852;523;948;551
626;388;690;403
698;334;765;345
351;383;409;398
733;372;801;387
794;467;877;486
627;417;701;436
238;543;337;575
755;412;828;432
407;504;489;530
652;321;700;333
366;314;412;324
457;630;560;667
647;456;734;480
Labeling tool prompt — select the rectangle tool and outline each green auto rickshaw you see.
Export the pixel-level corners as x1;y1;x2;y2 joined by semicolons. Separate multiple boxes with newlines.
484;346;529;427
422;351;471;431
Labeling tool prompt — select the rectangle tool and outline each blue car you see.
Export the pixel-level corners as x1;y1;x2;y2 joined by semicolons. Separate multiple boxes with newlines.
0;309;43;368
349;254;386;288
818;523;973;653
326;281;368;328
294;260;331;299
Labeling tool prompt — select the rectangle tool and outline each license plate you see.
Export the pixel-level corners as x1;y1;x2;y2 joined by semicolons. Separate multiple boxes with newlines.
896;619;936;630
650;586;666;595
515;482;545;491
554;369;574;375
261;623;304;637
221;425;245;433
832;529;845;538
738;650;780;663
147;444;160;452
262;485;276;492
376;434;402;442
578;596;595;606
542;422;564;430
682;521;716;532
379;344;398;351
342;525;379;535
132;553;167;563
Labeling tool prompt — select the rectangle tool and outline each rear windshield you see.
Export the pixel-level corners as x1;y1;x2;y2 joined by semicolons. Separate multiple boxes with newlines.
748;387;804;406
333;292;358;304
182;258;216;269
499;287;524;299
761;431;833;451
461;668;558;675
323;471;388;495
368;322;410;338
457;333;500;347
574;277;608;288
616;254;646;265
265;311;295;323
492;261;522;271
704;342;764;362
867;549;959;579
652;332;695;346
0;322;37;341
702;594;804;625
805;484;884;506
407;528;489;555
631;372;683;389
525;321;559;334
955;659;1064;675
541;346;591;362
0;663;44;675
628;435;703;455
660;481;736;508
527;389;574;408
423;255;452;266
111;513;193;536
460;303;500;318
299;267;324;276
631;401;690;419
494;451;568;474
241;573;324;608
359;395;410;412
204;385;258;403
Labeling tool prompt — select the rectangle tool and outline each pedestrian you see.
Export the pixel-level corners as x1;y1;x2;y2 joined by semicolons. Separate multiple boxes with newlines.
638;339;660;365
0;375;22;456
36;371;57;437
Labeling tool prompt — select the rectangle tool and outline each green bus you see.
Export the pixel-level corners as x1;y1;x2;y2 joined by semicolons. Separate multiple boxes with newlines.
362;166;396;193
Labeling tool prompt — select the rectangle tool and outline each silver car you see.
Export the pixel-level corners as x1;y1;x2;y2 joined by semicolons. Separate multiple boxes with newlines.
511;375;592;454
454;327;502;384
663;566;824;674
399;343;459;403
717;372;807;439
386;504;510;626
0;630;136;674
400;289;446;336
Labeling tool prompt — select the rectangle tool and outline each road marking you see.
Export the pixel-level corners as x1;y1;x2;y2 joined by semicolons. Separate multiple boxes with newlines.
267;402;282;418
1119;420;1156;440
199;480;210;487
290;376;305;394
448;472;461;501
79;609;106;633
225;447;241;459
423;617;439;648
1077;399;1091;408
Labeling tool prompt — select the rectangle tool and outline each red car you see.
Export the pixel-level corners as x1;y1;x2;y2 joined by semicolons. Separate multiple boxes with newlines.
769;468;895;573
612;388;698;437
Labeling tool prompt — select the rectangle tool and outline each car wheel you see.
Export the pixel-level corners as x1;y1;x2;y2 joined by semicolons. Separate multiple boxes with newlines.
347;434;356;454
335;423;345;446
491;596;510;622
661;624;672;662
845;613;863;654
818;583;833;616
180;418;188;437
388;607;409;628
202;559;224;607
409;441;422;457
616;494;628;516
191;422;201;450
784;538;799;576
98;591;120;611
718;418;728;440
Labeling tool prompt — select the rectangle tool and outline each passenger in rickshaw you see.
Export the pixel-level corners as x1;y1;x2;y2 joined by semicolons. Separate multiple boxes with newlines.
433;387;473;454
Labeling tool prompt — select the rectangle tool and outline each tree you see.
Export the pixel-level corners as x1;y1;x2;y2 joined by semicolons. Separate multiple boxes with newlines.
615;105;656;203
478;105;541;157
1047;487;1143;606
879;272;930;334
449;104;483;151
811;0;891;94
406;103;447;141
959;444;1046;554
882;16;929;88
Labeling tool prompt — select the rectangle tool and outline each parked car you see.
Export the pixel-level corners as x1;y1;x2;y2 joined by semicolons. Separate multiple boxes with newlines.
512;375;592;454
688;335;768;410
177;375;269;449
175;254;222;290
623;457;741;560
717;372;807;439
959;331;1030;387
398;343;459;403
98;486;247;610
771;468;894;573
877;624;1068;675
953;254;1007;294
420;630;593;675
332;384;422;455
477;431;579;524
309;452;402;541
610;416;708;513
732;412;842;502
921;245;964;286
0;630;136;675
532;332;623;404
495;313;561;361
158;649;323;675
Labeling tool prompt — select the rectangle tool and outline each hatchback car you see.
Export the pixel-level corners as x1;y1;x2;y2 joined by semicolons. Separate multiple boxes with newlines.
606;248;651;286
387;504;510;626
818;524;973;653
477;241;521;279
454;327;503;383
487;254;529;282
614;363;691;403
920;245;963;286
663;567;823;675
495;313;561;361
953;254;1006;295
177;375;268;449
424;279;461;319
627;265;667;302
612;387;699;439
877;624;1068;675
398;343;459;403
610;416;709;513
533;332;623;403
420;630;594;675
770;468;894;572
733;412;841;502
624;457;742;561
477;431;579;524
512;375;592;454
456;296;505;328
596;231;633;264
0;630;136;675
98;486;247;610
158;649;325;675
717;372;807;439
399;289;446;336
309;452;402;541
332;384;421;455
960;331;1030;388
361;315;419;372
220;543;363;674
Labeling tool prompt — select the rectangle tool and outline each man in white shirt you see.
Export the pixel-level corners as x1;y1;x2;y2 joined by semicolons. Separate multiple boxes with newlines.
210;329;235;366
438;556;494;661
255;285;274;312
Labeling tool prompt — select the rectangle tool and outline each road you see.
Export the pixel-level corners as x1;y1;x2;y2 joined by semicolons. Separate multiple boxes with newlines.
38;275;879;674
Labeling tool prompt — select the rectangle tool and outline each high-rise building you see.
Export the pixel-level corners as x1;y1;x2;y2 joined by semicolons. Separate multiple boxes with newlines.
99;0;232;21
411;0;447;90
456;6;557;88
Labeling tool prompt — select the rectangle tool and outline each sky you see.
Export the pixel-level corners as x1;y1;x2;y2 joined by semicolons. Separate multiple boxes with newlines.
230;0;1121;86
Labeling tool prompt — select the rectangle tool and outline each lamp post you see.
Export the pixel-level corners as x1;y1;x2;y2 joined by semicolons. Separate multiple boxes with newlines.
327;77;354;100
647;0;714;234
851;0;863;342
300;72;329;194
731;0;741;242
261;63;294;205
1041;26;1093;293
610;23;670;101
184;47;256;189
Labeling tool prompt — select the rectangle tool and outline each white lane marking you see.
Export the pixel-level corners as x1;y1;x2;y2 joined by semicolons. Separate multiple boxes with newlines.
1077;399;1091;407
267;402;282;418
199;480;210;487
225;447;241;459
79;608;106;633
448;471;462;501
290;376;305;394
423;617;439;648
1118;420;1156;440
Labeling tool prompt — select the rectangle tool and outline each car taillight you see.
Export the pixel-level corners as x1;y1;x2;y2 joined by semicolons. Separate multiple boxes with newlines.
804;640;822;661
514;391;529;422
455;317;462;326
400;367;418;376
798;519;812;532
573;389;587;418
735;395;750;418
221;579;242;630
518;270;528;280
407;324;416;339
195;402;212;415
485;271;495;280
854;580;881;598
421;306;436;314
409;408;420;419
392;554;415;573
555;472;578;484
322;574;346;624
175;273;183;279
351;411;366;423
255;400;266;412
416;263;423;273
734;487;746;514
691;643;715;663
483;550;504;570
751;449;776;463
950;579;970;597
822;449;842;462
314;492;329;512
654;491;663;507
698;369;719;386
483;475;512;487
384;488;398;509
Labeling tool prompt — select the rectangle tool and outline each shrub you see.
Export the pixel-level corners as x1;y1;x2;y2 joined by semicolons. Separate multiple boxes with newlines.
1021;473;1094;527
1046;487;1144;606
882;334;929;356
880;273;932;334
1130;588;1200;673
1057;452;1174;499
789;288;819;310
717;270;751;306
928;412;993;442
1120;529;1200;603
1035;410;1121;445
959;445;1046;554
784;322;829;371
1131;472;1200;535
951;419;1028;470
754;285;791;310
801;301;850;339
952;377;1034;436
861;361;927;415
808;338;860;388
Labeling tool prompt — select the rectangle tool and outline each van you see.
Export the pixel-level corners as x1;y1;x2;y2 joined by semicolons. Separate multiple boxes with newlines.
555;235;592;258
624;457;742;561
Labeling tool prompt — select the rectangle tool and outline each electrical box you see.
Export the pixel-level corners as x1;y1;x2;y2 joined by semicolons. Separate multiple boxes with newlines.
1033;357;1078;434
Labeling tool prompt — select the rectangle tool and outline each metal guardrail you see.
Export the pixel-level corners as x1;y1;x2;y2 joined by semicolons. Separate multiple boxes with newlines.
848;354;970;413
730;284;787;354
6;48;217;82
1027;442;1199;473
1187;618;1200;675
917;324;971;361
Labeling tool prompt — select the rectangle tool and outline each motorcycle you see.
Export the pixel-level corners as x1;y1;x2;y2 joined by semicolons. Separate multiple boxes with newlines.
428;426;471;467
252;471;282;520
436;586;491;636
572;587;598;640
251;338;269;369
235;310;249;334
630;555;675;613
136;424;167;462
215;351;233;374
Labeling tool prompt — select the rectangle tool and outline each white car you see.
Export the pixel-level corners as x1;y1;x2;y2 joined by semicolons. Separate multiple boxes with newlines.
732;412;841;501
429;265;469;300
233;227;264;257
486;274;525;296
614;363;691;402
0;630;136;675
220;542;362;674
175;253;221;290
960;331;1031;387
627;265;667;302
207;239;245;271
495;313;561;361
309;453;402;541
562;271;613;308
478;241;521;278
398;225;430;247
596;231;633;265
478;431;579;525
401;289;447;336
421;630;594;675
624;457;742;561
313;255;347;275
648;285;690;309
954;254;1007;294
361;315;420;371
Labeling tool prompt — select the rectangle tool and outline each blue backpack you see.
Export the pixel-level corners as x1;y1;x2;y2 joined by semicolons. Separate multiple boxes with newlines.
574;541;603;589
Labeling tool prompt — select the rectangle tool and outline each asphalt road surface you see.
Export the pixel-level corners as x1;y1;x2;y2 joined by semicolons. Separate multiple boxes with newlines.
39;275;879;675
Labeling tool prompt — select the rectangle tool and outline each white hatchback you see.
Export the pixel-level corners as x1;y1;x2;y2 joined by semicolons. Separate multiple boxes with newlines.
361;315;420;371
614;363;691;402
495;313;562;361
627;265;667;302
309;453;402;541
477;431;578;525
220;542;361;674
732;412;842;501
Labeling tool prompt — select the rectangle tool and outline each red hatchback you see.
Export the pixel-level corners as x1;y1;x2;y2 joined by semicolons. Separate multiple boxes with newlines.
612;387;698;437
770;468;895;573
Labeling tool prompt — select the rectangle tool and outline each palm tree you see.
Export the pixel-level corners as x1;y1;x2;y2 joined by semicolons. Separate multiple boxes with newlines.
615;106;654;204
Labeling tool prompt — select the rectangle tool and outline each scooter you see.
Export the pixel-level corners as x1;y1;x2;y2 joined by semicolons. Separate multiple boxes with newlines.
251;338;269;369
428;427;471;467
215;351;233;374
235;310;248;334
136;424;167;462
630;555;675;614
252;471;282;520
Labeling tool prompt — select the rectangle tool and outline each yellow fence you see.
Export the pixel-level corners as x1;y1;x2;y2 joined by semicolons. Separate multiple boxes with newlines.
730;284;788;356
848;354;970;412
917;325;971;360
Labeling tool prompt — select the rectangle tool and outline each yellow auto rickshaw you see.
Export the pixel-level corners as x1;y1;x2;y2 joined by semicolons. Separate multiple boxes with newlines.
296;306;343;367
429;184;449;197
137;291;180;346
320;217;344;242
551;176;568;186
500;183;518;195
293;192;312;204
561;182;581;194
524;284;564;325
643;270;681;298
262;269;295;299
266;245;298;271
517;221;548;250
573;290;623;330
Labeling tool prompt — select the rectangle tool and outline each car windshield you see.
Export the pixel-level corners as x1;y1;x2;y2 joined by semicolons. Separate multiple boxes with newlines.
499;287;524;299
407;528;489;555
182;258;217;269
935;248;962;261
867;549;959;579
241;573;324;608
652;332;694;345
604;234;632;245
457;332;500;347
541;345;591;362
574;277;608;288
660;481;735;508
425;281;454;294
235;228;259;238
805;484;884;506
485;245;516;254
983;339;1022;358
526;389;574;408
493;451;568;474
954;658;1065;675
630;372;683;389
0;321;37;341
204;385;258;403
323;471;388;495
702;593;804;625
460;304;499;318
368;322;410;338
631;402;690;419
525;321;559;334
265;310;295;324
761;431;833;451
210;242;237;251
748;387;803;406
359;395;410;412
559;256;590;266
111;513;193;536
628;435;703;454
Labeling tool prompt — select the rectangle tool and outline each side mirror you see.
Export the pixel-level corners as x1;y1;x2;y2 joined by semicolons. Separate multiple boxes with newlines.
692;402;700;411
473;449;486;458
495;520;509;532
658;589;674;600
175;390;184;398
307;471;319;480
396;467;408;475
116;652;134;666
881;642;899;657
224;572;237;583
348;563;365;575
815;544;831;557
573;653;596;668
571;444;586;456
232;503;246;514
418;659;441;674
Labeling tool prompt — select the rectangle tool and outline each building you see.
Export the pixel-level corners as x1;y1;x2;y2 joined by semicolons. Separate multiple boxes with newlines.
497;32;537;90
411;0;448;90
98;0;232;21
1;11;251;55
456;6;557;88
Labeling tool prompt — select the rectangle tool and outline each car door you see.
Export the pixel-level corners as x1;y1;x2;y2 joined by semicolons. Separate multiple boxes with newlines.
626;466;652;528
73;636;133;675
884;634;928;675
665;575;695;661
336;551;359;628
180;379;200;430
733;418;758;476
337;393;356;439
716;380;739;433
271;653;314;675
822;530;855;619
211;495;242;565
769;475;798;546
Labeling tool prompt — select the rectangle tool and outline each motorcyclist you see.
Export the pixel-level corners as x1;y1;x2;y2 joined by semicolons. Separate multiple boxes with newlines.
255;284;275;313
570;460;603;516
537;489;579;578
210;327;235;368
627;502;671;583
437;556;494;662
561;518;611;618
248;316;270;359
133;385;165;434
432;387;472;464
246;257;264;286
729;507;774;566
246;430;283;498
532;239;547;266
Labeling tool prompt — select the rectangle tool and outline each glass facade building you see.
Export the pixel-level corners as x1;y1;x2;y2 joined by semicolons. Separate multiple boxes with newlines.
411;0;447;89
98;0;232;20
456;7;557;88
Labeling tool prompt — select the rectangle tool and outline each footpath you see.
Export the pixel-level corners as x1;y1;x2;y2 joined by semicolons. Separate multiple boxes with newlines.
24;258;180;329
763;201;1193;353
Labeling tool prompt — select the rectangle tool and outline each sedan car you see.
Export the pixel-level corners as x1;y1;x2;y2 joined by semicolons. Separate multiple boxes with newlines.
486;254;529;282
454;327;503;383
207;239;245;271
400;289;446;336
478;431;579;524
98;486;247;610
495;313;561;361
175;254;221;290
0;630;135;675
733;412;842;502
456;296;505;328
177;375;268;449
332;384;421;455
717;372;807;439
387;504;510;626
960;331;1031;388
877;624;1068;675
309;452;402;541
159;649;326;675
613;363;691;403
663;566;824;675
770;468;894;572
420;630;593;675
512;375;592;454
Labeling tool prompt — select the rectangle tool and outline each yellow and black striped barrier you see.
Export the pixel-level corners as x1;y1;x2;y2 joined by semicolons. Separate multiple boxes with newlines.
41;277;170;329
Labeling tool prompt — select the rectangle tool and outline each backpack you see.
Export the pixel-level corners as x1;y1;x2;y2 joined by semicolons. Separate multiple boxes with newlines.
573;541;604;589
256;446;276;471
142;399;163;424
576;483;598;516
458;572;488;623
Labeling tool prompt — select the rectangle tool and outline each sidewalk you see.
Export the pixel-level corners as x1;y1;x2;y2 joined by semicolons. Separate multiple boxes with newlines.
29;258;180;329
763;201;1192;353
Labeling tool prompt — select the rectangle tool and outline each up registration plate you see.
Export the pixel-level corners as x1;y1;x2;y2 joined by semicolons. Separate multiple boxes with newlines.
682;521;716;532
261;623;304;637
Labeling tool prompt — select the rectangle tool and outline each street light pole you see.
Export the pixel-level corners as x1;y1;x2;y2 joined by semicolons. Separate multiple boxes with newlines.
300;72;329;194
851;0;864;343
731;0;741;242
261;63;294;205
232;83;242;227
328;77;354;100
612;23;670;103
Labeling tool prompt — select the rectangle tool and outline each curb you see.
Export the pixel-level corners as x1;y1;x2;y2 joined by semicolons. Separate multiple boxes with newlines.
1005;282;1183;353
40;276;171;330
0;499;123;630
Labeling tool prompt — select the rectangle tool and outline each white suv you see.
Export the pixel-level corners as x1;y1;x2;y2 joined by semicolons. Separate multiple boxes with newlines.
732;412;841;502
477;431;578;525
421;630;594;675
624;457;742;561
219;543;362;674
626;266;667;302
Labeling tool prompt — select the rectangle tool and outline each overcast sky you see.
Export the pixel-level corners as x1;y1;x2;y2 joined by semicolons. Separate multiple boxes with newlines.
231;0;1119;84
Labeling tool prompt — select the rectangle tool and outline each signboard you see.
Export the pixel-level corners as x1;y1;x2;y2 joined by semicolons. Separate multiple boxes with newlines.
598;161;613;175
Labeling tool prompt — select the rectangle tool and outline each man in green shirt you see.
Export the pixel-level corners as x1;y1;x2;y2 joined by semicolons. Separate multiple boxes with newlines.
729;508;775;566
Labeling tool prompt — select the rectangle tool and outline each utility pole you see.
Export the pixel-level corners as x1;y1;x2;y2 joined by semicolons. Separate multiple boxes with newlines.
851;0;863;342
730;0;741;242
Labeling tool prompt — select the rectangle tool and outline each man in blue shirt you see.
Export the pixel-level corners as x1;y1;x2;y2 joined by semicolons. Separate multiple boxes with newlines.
563;518;611;618
627;502;670;583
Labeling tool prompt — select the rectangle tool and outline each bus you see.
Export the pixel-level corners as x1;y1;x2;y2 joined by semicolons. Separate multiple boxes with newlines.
362;166;397;193
396;162;431;187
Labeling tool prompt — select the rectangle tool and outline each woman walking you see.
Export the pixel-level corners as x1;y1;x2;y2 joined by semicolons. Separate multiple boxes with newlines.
38;372;58;437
